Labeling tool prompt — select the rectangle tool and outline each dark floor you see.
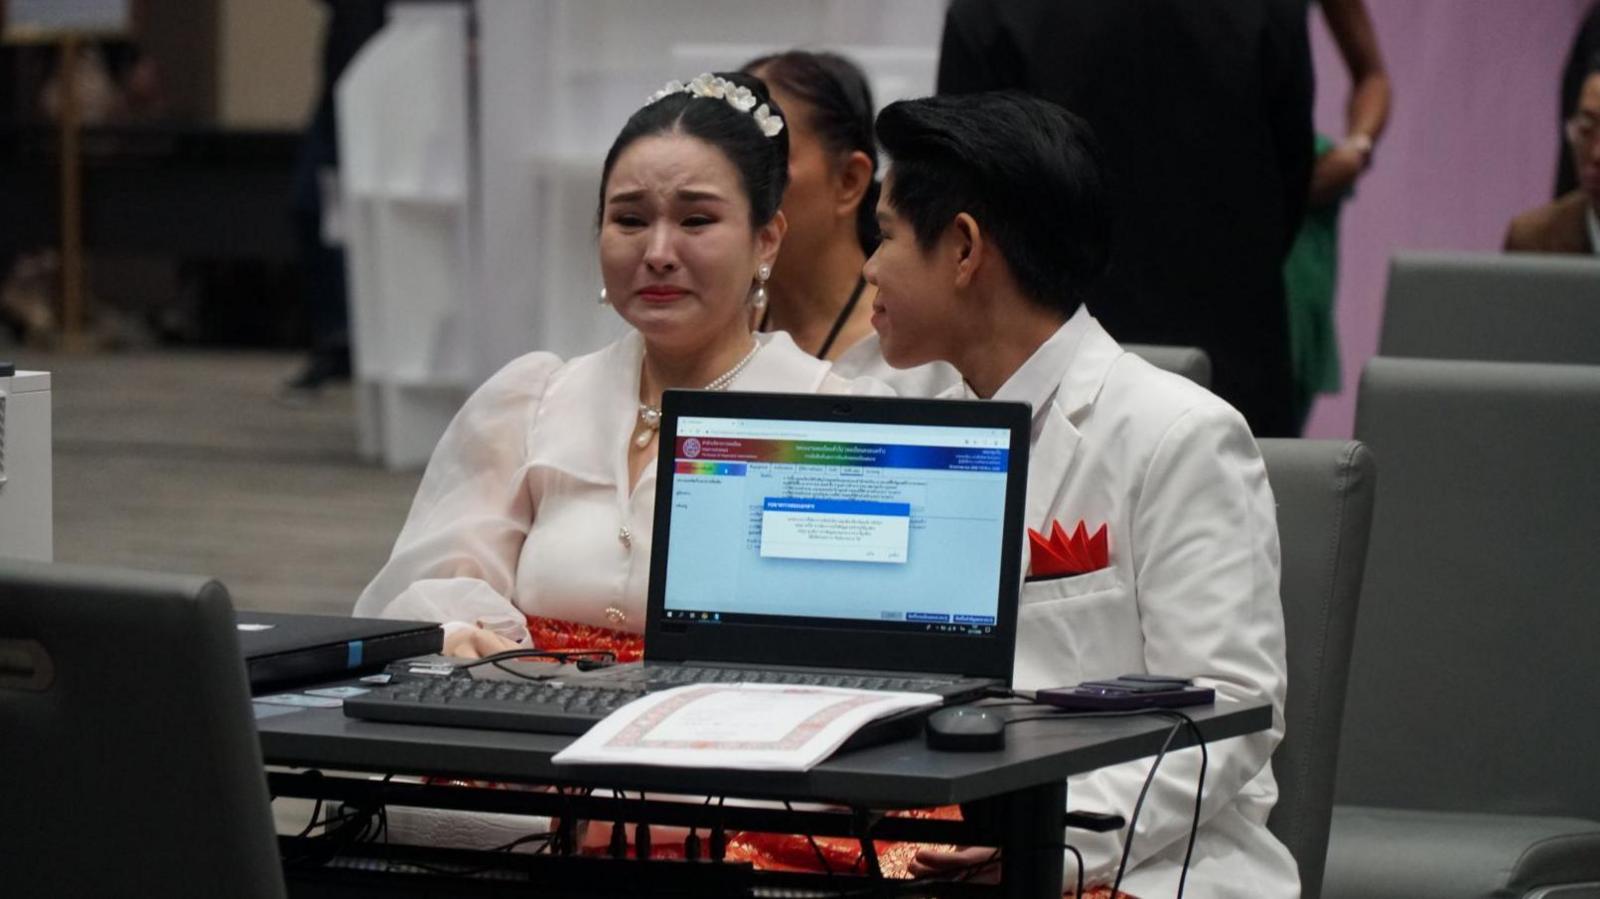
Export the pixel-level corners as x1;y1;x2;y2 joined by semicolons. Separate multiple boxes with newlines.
9;349;421;615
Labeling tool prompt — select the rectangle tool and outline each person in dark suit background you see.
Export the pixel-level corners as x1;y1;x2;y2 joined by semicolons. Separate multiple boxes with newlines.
937;0;1314;437
282;0;389;396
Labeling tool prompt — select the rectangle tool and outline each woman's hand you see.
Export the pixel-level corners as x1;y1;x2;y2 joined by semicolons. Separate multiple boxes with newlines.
1308;142;1368;207
443;625;521;659
908;845;1002;882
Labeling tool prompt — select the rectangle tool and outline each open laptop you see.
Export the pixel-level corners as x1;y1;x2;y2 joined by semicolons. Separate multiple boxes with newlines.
585;389;1030;700
0;560;286;899
343;391;1030;738
234;611;442;691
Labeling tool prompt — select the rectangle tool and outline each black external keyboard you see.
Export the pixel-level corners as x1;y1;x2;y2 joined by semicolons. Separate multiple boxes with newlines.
344;669;968;737
343;678;648;735
604;665;954;693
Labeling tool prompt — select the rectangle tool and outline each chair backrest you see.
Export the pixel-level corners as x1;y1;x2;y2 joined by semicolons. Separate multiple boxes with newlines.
1259;439;1377;899
1337;358;1600;820
0;560;286;899
1122;343;1212;388
1379;251;1600;364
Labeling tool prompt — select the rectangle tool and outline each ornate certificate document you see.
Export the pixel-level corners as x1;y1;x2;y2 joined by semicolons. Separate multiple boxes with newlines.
552;684;940;771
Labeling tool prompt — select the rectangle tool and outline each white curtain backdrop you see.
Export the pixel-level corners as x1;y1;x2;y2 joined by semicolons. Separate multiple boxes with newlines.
473;0;946;374
339;0;944;466
338;2;473;468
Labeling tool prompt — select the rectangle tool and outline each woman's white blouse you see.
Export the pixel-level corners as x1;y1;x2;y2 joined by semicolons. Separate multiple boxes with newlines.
354;330;886;641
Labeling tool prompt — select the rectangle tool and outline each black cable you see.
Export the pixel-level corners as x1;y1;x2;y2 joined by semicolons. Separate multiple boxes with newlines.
635;792;652;860
1065;842;1085;899
488;659;562;681
456;648;618;680
1010;706;1210;897
853;807;883;879
991;694;1215;895
294;796;326;839
486;831;556;854
709;797;727;862
784;799;834;879
1110;719;1182;896
608;790;628;859
685;795;713;861
467;647;619;666
1156;709;1207;899
683;829;701;862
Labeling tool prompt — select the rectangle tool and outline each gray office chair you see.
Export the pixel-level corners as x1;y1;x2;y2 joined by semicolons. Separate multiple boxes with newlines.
0;560;286;899
1258;439;1377;899
1379;251;1600;364
1323;358;1600;899
1122;343;1213;388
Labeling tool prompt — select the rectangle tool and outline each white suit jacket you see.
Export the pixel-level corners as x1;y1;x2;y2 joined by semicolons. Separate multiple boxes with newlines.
952;308;1299;898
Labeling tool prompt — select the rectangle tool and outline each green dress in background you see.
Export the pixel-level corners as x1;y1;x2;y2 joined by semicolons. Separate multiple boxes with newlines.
1284;133;1346;433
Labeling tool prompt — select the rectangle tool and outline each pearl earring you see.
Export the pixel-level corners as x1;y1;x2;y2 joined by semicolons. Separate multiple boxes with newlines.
598;286;608;306
750;264;771;312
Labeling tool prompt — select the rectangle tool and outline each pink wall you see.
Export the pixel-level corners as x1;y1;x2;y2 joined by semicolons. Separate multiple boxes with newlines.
1304;0;1593;437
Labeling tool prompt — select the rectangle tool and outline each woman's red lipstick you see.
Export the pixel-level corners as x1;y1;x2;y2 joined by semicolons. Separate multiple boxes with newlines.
638;285;687;301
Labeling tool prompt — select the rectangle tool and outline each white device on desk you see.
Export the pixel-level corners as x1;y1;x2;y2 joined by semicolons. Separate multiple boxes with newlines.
0;366;51;561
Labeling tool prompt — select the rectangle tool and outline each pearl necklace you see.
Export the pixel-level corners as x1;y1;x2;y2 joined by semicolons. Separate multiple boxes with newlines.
634;339;761;448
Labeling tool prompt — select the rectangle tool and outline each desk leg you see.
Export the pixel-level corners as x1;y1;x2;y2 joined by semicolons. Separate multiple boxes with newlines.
998;779;1065;899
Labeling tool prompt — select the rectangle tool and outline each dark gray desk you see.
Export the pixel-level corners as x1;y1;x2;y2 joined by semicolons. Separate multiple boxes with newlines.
259;699;1271;898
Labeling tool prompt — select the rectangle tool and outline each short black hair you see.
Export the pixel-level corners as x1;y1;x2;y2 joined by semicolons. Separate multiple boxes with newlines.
875;92;1111;314
743;50;881;253
598;71;790;229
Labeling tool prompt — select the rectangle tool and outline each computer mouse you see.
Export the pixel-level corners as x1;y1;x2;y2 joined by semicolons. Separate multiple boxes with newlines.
924;705;1007;751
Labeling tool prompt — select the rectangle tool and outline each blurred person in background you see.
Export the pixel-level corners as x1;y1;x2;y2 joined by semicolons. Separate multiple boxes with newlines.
1506;51;1600;254
281;0;388;397
1556;1;1600;198
741;49;958;395
1284;0;1390;432
936;0;1314;437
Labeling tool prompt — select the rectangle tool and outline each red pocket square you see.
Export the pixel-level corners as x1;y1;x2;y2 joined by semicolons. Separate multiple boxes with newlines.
1088;523;1109;569
1032;519;1109;576
1028;527;1074;578
1048;520;1088;571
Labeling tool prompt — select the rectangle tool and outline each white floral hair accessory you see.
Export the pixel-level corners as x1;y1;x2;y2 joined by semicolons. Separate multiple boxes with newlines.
646;73;785;138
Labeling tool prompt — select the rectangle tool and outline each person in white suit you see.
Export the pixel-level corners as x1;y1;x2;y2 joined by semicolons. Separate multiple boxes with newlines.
865;93;1299;897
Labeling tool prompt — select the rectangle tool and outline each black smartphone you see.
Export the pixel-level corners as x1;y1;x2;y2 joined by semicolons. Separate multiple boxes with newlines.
1034;682;1215;711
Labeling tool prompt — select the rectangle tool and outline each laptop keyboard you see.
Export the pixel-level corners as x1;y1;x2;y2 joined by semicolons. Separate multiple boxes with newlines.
625;665;955;692
344;668;960;736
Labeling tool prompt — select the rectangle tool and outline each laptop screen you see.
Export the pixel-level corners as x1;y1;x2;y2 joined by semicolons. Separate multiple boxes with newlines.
664;415;1010;635
646;391;1029;680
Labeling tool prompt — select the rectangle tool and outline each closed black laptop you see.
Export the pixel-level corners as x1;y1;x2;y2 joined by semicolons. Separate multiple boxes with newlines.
0;560;286;899
235;611;441;690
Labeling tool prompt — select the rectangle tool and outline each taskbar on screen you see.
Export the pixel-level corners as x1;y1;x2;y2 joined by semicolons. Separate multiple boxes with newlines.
661;607;995;636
